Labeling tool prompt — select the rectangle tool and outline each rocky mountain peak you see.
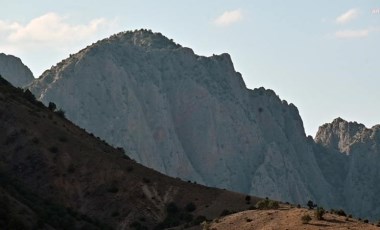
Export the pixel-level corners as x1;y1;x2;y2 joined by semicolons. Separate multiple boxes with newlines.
104;29;182;50
314;117;367;153
0;53;34;87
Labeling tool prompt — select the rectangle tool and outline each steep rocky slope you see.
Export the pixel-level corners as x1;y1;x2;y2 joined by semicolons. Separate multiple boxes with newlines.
29;29;334;208
0;76;255;229
314;118;380;220
0;53;34;87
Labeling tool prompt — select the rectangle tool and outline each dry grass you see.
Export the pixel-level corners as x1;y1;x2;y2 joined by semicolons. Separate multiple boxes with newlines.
206;204;379;230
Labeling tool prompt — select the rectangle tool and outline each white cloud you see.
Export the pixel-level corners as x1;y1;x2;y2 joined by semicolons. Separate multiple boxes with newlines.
336;9;359;24
0;13;118;76
0;13;110;44
214;9;243;27
335;29;369;39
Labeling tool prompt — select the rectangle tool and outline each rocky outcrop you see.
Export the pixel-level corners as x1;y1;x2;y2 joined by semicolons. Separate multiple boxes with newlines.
315;118;380;219
0;53;34;87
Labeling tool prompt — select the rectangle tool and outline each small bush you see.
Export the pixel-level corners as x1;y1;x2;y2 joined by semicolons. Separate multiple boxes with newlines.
166;202;179;214
364;219;369;223
48;102;57;111
185;202;196;212
192;215;206;225
301;214;312;224
314;207;325;220
307;200;317;210
255;198;279;210
59;136;68;142
220;209;232;217
55;109;66;118
107;186;119;193
335;209;347;216
49;146;59;153
111;211;119;217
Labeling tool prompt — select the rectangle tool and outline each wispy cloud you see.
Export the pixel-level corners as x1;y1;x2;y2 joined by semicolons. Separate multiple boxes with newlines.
214;9;243;27
0;12;118;76
335;29;369;39
0;13;112;44
336;9;359;24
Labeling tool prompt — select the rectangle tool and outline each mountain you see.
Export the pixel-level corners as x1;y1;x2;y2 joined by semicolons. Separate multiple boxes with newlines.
27;29;380;220
0;75;254;229
0;53;34;87
314;118;380;219
29;29;334;207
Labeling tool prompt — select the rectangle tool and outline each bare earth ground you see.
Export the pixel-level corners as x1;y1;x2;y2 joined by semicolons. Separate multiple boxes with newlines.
205;205;379;230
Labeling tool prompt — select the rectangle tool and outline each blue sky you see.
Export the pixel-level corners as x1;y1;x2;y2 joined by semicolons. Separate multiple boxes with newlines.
1;0;379;136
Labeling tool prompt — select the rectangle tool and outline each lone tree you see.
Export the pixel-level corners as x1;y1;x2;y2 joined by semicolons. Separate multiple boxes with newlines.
48;102;57;111
307;200;317;209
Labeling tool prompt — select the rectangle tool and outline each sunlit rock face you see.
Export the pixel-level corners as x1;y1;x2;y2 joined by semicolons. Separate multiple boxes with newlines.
0;53;34;87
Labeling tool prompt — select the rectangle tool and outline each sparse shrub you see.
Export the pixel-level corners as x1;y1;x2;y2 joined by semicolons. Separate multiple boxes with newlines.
335;209;347;216
297;204;301;208
59;136;68;142
8;216;27;230
245;218;253;222
364;219;369;223
220;209;232;217
107;186;119;193
192;215;206;225
67;164;75;173
185;202;196;212
142;177;150;184
166;202;179;214
32;137;39;144
48;146;59;153
48;102;57;111
314;207;325;220
301;214;312;224
268;200;279;209
116;147;125;153
111;211;119;217
22;89;36;103
348;214;352;218
255;198;279;210
127;166;133;172
55;109;66;118
307;200;317;210
245;195;251;204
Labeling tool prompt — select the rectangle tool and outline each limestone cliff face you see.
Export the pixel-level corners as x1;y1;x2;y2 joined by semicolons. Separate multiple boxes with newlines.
0;53;34;87
29;30;334;206
315;118;380;219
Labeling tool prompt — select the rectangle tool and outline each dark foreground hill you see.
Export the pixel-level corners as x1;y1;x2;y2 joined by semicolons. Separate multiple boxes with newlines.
0;76;255;229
